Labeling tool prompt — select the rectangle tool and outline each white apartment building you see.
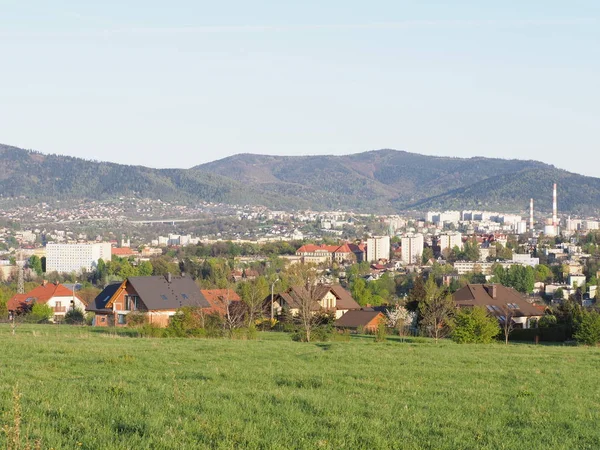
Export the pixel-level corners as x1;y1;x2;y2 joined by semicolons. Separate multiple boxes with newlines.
427;211;461;226
511;253;540;267
401;233;424;265
46;242;111;274
437;232;463;252
366;236;391;263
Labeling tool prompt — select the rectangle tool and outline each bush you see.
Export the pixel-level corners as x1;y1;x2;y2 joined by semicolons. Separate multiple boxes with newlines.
205;312;225;338
230;328;249;340
25;303;53;323
509;326;569;343
139;323;166;338
247;323;258;340
331;329;351;342
167;307;205;337
574;311;600;346
85;312;95;326
538;315;558;328
64;308;85;325
255;318;277;331
291;325;333;342
126;311;147;327
452;307;500;344
374;320;387;343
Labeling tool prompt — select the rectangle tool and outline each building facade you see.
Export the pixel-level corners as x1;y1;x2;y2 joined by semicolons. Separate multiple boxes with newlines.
401;234;424;265
45;242;111;274
366;236;391;263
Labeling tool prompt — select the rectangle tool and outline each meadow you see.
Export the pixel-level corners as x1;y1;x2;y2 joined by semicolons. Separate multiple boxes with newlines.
1;325;600;449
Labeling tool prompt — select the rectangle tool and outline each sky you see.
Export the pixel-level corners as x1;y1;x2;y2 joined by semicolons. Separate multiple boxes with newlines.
0;1;598;175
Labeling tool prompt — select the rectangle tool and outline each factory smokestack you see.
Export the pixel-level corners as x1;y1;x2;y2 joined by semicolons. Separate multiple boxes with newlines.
529;198;534;232
552;183;558;227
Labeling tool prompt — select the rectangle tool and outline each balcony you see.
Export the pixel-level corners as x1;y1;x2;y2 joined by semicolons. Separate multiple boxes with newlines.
53;306;66;313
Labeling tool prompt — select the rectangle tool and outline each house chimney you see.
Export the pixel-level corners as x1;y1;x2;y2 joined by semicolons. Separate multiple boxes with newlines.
42;280;48;286
166;272;172;283
491;285;497;299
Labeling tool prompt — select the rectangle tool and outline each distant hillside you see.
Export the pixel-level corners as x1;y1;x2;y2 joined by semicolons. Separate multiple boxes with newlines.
2;143;599;215
193;150;600;215
0;144;308;209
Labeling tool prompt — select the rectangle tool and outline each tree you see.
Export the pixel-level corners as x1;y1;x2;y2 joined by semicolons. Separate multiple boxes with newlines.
421;247;434;265
574;311;600;346
28;255;43;277
406;275;426;311
385;303;416;335
351;278;372;306
452;307;500;344
27;303;53;323
419;279;455;343
286;263;321;342
501;307;516;345
237;276;269;325
64;308;85;325
462;239;481;262
137;261;153;277
534;264;553;283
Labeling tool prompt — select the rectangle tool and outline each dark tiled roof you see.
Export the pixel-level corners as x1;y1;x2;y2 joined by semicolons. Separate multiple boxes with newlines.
453;284;540;318
329;285;361;310
87;283;122;312
334;310;384;328
128;276;210;310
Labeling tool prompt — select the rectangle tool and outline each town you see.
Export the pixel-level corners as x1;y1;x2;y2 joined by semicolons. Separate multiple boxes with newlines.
2;183;599;345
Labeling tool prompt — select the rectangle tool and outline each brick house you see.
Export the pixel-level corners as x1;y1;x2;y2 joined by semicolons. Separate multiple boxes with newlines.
87;274;210;327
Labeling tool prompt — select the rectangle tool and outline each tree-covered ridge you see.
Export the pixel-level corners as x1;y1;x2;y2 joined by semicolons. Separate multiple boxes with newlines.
2;143;599;214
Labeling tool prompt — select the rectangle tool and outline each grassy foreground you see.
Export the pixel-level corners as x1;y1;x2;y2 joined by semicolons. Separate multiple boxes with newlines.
1;326;600;449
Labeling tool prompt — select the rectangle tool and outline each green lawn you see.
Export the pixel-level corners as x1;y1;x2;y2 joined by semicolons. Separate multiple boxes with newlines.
1;325;600;449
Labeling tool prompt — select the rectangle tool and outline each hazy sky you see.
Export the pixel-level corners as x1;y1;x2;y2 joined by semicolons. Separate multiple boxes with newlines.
1;1;598;174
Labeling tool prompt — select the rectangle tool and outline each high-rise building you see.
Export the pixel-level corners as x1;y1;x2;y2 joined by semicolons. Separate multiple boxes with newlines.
437;232;463;253
45;242;111;274
366;236;391;263
401;234;424;265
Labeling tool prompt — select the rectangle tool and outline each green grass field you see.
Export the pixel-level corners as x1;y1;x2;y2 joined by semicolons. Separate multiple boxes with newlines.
1;325;600;449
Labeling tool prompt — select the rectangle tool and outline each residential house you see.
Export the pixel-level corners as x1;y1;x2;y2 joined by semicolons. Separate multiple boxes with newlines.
334;310;386;333
87;274;210;327
453;284;542;329
7;280;86;322
200;289;242;317
267;284;360;319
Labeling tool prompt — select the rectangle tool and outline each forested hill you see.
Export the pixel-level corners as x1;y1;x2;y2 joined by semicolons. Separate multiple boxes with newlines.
2;143;600;214
193;150;600;215
0;144;308;209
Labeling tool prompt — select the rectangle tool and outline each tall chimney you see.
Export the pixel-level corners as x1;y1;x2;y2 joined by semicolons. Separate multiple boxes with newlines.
529;198;534;233
552;183;558;227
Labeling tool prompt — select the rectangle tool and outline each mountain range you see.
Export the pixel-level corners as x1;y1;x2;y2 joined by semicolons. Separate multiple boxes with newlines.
1;143;599;215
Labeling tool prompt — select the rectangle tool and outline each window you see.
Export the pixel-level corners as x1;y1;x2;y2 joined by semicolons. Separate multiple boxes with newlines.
181;294;189;300
125;295;140;310
507;303;519;310
160;295;168;301
117;314;127;325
